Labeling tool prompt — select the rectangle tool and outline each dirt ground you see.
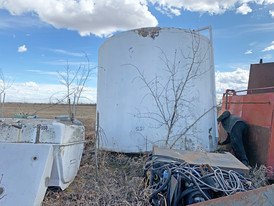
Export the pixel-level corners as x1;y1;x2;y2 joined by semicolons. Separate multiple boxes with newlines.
2;103;144;205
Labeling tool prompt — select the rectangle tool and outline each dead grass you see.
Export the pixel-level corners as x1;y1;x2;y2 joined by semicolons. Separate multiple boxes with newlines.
43;148;146;205
249;165;273;188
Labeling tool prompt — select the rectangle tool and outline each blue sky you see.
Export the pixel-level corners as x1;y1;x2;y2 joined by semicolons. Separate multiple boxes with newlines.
0;0;273;103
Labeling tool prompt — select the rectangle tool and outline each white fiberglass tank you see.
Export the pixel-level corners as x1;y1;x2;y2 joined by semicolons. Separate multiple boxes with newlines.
97;27;217;153
0;117;85;206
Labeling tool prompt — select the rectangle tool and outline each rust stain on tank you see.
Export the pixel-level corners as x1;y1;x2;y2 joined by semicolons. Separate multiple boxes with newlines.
137;27;161;39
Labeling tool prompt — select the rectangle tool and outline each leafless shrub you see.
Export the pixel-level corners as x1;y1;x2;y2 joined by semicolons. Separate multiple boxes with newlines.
0;69;13;117
58;55;94;120
0;69;13;101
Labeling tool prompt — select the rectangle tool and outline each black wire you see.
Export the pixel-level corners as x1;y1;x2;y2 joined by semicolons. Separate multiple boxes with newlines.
191;175;210;201
173;187;211;205
149;167;172;203
145;154;255;205
172;174;181;206
173;171;192;183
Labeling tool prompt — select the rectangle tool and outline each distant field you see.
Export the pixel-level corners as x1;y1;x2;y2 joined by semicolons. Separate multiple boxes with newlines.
2;102;96;139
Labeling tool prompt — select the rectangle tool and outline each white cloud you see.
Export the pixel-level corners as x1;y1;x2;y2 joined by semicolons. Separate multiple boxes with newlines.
264;0;274;3
236;22;274;34
18;44;27;52
43;60;95;66
26;69;58;76
25;81;39;88
150;0;237;15
26;69;96;81
236;3;252;15
5;82;96;103
270;10;274;17
1;0;273;36
263;54;273;60
262;41;274;51
215;68;249;101
244;49;252;54
148;0;273;15
49;49;84;57
0;0;158;37
263;45;274;51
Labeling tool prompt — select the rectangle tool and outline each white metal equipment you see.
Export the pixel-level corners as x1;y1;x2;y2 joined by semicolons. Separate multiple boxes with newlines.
97;27;217;153
0;117;85;206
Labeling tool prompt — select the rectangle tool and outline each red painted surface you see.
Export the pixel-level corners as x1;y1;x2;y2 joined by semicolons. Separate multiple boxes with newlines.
220;91;274;179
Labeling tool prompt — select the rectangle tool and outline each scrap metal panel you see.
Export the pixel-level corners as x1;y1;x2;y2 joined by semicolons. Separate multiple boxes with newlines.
0;143;53;206
153;146;249;174
193;184;274;206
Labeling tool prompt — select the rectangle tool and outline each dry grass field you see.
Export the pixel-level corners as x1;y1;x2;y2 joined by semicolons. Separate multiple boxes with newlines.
2;103;144;205
2;103;96;137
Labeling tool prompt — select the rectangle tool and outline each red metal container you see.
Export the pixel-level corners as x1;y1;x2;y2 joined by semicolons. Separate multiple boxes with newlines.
219;61;274;178
220;90;274;178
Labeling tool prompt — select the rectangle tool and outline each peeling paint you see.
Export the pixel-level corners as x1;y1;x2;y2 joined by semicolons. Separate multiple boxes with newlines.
137;27;161;39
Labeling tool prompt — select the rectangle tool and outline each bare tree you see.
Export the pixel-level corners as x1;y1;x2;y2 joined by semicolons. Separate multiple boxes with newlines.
0;69;13;103
0;69;13;117
129;31;215;149
58;56;93;120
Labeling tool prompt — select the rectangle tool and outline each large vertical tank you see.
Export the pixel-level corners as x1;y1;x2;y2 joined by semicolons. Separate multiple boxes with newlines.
97;27;217;153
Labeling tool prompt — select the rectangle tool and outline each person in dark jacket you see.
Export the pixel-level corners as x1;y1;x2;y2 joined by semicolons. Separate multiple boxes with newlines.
218;111;249;166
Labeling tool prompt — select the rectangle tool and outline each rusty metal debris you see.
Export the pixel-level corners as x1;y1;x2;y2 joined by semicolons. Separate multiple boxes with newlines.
153;146;249;175
193;184;274;206
142;146;254;205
